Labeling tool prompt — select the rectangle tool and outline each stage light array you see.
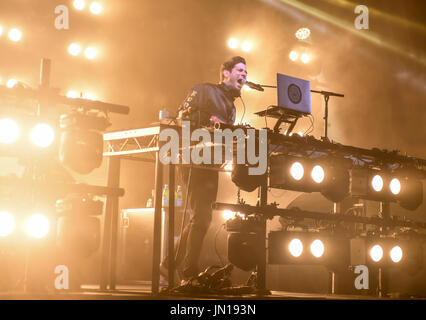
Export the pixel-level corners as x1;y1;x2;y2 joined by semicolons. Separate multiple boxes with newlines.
351;168;423;210
269;155;350;203
268;231;349;269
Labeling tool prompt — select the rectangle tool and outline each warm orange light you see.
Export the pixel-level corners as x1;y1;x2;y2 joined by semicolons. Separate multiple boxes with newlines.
73;0;85;10
68;43;82;56
90;2;103;15
8;28;22;42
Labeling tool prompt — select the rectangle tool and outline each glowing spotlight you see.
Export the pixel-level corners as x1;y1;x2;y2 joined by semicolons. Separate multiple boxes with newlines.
241;41;252;52
90;2;102;15
84;47;97;60
311;165;325;184
295;27;311;40
371;175;384;192
0;118;19;144
31;123;55;148
289;238;303;257
222;210;235;221
26;214;50;239
8;28;22;42
289;51;298;61
227;38;238;49
0;26;3;36
66;90;80;98
390;245;403;263
0;211;15;237
300;53;310;64
390;178;401;195
290;161;304;181
224;161;233;176
68;43;82;56
370;244;383;262
310;239;325;258
73;0;85;10
6;78;18;88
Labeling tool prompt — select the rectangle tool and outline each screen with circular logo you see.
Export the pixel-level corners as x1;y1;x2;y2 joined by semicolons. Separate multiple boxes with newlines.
288;84;302;104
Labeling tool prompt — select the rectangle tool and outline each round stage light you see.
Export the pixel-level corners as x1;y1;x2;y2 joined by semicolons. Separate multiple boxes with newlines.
310;239;325;258
31;123;55;148
0;118;19;144
27;214;50;238
0;211;15;237
311;165;325;184
224;161;233;176
222;210;235;221
0;26;3;36
295;27;311;40
390;245;403;263
390;178;401;195
8;28;22;42
289;238;303;257
84;47;97;60
66;90;79;98
300;53;310;64
369;244;383;262
227;38;238;49
371;175;384;192
90;2;102;15
241;41;252;52
290;161;304;181
73;0;85;10
6;78;18;88
289;51;298;61
68;43;81;56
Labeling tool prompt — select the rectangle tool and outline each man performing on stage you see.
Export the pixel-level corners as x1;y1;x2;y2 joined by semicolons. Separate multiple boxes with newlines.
160;56;247;284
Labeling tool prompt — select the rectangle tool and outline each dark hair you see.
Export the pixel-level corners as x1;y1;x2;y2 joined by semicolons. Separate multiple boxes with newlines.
220;56;246;81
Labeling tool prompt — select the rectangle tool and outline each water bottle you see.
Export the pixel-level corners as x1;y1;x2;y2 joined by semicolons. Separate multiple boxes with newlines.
175;185;183;207
146;197;153;208
162;184;169;207
159;109;170;122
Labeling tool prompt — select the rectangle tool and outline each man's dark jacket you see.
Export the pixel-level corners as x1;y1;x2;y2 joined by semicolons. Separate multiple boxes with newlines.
178;82;240;126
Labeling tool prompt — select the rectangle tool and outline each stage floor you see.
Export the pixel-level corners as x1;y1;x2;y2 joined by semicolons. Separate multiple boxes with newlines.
0;282;413;300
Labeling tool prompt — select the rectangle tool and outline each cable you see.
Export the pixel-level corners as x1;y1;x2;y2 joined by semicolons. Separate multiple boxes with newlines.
174;166;193;263
264;105;275;129
214;224;225;266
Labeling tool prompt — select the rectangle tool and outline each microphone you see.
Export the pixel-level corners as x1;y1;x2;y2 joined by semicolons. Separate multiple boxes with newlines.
240;79;264;92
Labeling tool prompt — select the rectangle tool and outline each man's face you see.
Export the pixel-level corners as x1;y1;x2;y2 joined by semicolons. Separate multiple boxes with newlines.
223;62;247;91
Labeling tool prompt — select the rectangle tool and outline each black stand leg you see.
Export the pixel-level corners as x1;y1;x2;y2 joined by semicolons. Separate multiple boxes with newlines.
100;157;120;290
152;152;163;295
168;164;175;289
256;175;269;296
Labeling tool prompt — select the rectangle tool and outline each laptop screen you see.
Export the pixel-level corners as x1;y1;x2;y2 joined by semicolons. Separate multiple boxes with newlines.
277;73;311;115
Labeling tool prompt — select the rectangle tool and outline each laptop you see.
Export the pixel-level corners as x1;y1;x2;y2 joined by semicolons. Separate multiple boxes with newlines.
277;73;311;116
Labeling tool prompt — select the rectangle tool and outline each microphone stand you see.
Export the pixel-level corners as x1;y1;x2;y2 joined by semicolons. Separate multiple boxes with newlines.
310;90;344;140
